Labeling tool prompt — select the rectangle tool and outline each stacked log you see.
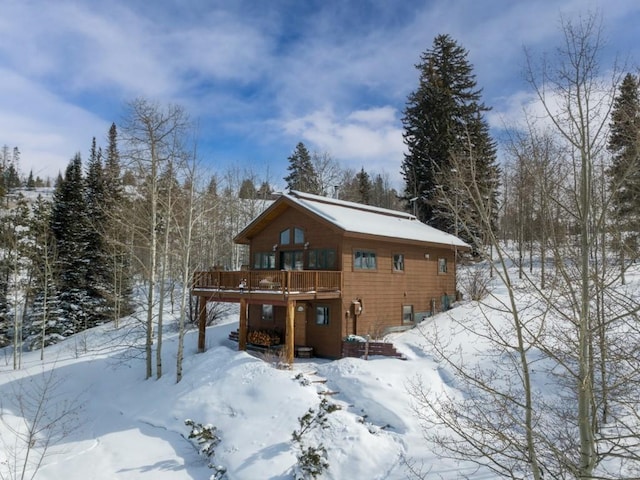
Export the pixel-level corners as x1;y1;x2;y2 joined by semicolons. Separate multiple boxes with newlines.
247;330;281;347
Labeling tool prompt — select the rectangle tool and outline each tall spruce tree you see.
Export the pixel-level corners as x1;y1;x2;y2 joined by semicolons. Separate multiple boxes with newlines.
608;73;640;227
401;34;499;246
284;142;321;194
355;167;372;205
50;154;93;334
85;138;112;323
103;122;132;321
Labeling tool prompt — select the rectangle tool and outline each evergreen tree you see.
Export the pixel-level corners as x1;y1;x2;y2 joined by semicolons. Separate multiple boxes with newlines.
26;170;35;190
103;122;133;320
284;142;321;194
355;167;372;205
85;138;112;323
607;73;640;227
50;154;93;334
238;178;257;199
25;194;62;350
401;34;499;246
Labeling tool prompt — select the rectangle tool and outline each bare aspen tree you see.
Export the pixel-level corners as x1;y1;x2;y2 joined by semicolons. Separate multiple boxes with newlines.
176;151;200;383
0;368;81;480
122;99;190;380
409;13;640;480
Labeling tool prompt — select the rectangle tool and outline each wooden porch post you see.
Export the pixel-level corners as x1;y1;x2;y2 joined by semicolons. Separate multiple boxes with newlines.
238;298;247;351
197;296;207;353
285;300;295;364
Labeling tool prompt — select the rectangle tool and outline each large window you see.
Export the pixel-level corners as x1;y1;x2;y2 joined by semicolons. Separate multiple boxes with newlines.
294;227;305;244
280;228;290;245
253;252;275;269
354;250;377;270
393;253;405;272
402;305;413;324
308;248;336;270
281;250;304;270
438;258;448;274
316;305;330;325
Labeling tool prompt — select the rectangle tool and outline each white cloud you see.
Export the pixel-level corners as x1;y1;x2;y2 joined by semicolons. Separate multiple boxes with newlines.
0;68;109;180
282;106;405;185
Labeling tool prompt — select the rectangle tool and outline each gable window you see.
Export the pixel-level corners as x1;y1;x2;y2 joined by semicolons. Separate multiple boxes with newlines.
393;253;405;272
254;252;275;269
308;248;336;270
438;258;448;274
354;250;377;270
280;228;290;245
294;227;305;244
402;305;413;324
262;304;274;322
316;305;330;325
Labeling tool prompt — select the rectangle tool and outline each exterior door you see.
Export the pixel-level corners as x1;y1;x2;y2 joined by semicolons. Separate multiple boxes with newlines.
280;250;304;270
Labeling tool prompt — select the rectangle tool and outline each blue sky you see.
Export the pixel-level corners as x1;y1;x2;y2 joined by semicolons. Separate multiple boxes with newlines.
1;0;639;189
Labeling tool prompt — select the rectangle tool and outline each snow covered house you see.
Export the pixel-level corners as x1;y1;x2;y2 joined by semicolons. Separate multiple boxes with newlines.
192;190;469;360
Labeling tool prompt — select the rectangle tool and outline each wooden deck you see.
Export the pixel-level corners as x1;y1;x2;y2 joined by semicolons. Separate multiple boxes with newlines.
192;270;342;302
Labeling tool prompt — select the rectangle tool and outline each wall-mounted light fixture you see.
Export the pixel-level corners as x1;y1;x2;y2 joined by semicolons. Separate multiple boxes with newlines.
424;253;430;260
304;242;310;250
272;244;278;251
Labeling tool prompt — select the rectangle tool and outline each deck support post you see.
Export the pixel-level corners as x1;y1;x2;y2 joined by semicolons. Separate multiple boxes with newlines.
238;298;248;351
286;300;295;365
197;297;207;353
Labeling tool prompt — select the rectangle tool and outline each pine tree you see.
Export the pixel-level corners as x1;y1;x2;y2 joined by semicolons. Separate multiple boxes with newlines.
284;142;321;194
401;34;499;246
355;167;372;205
85;138;112;324
608;73;640;227
103;122;132;321
50;154;93;334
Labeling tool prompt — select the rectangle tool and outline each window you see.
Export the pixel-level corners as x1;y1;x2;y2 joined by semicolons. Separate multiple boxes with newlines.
294;227;305;244
402;305;413;324
438;258;448;274
316;305;330;325
280;228;290;245
308;248;337;270
354;250;377;270
393;253;405;271
253;252;275;269
281;250;304;270
262;304;273;321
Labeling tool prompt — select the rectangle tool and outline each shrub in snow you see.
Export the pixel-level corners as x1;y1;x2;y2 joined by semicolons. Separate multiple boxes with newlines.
184;419;225;477
291;398;340;479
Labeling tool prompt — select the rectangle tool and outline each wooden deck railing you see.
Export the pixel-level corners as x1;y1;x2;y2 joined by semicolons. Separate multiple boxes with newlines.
192;270;342;293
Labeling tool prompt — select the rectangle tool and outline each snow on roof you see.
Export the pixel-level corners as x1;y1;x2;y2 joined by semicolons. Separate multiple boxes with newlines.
286;190;469;248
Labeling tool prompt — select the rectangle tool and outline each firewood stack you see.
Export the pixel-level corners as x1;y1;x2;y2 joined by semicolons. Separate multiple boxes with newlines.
247;330;281;347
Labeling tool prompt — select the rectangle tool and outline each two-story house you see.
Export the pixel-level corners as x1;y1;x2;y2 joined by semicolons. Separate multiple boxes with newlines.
192;190;469;361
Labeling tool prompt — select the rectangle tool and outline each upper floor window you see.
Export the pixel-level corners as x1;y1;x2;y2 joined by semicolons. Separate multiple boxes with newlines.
438;258;448;274
280;228;290;245
354;250;377;270
393;253;405;272
253;252;276;269
308;248;336;270
294;227;305;244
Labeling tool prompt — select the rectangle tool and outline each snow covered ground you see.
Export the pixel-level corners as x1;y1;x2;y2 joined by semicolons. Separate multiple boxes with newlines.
4;260;637;479
0;302;491;479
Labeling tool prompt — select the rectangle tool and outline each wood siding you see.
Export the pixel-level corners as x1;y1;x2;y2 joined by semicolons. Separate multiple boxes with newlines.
341;237;457;338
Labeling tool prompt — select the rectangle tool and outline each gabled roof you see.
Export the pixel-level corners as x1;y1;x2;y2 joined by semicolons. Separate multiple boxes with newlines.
235;190;470;249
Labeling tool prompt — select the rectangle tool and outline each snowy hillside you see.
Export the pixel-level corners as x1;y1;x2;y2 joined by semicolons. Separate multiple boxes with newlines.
2;260;639;479
0;305;487;479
